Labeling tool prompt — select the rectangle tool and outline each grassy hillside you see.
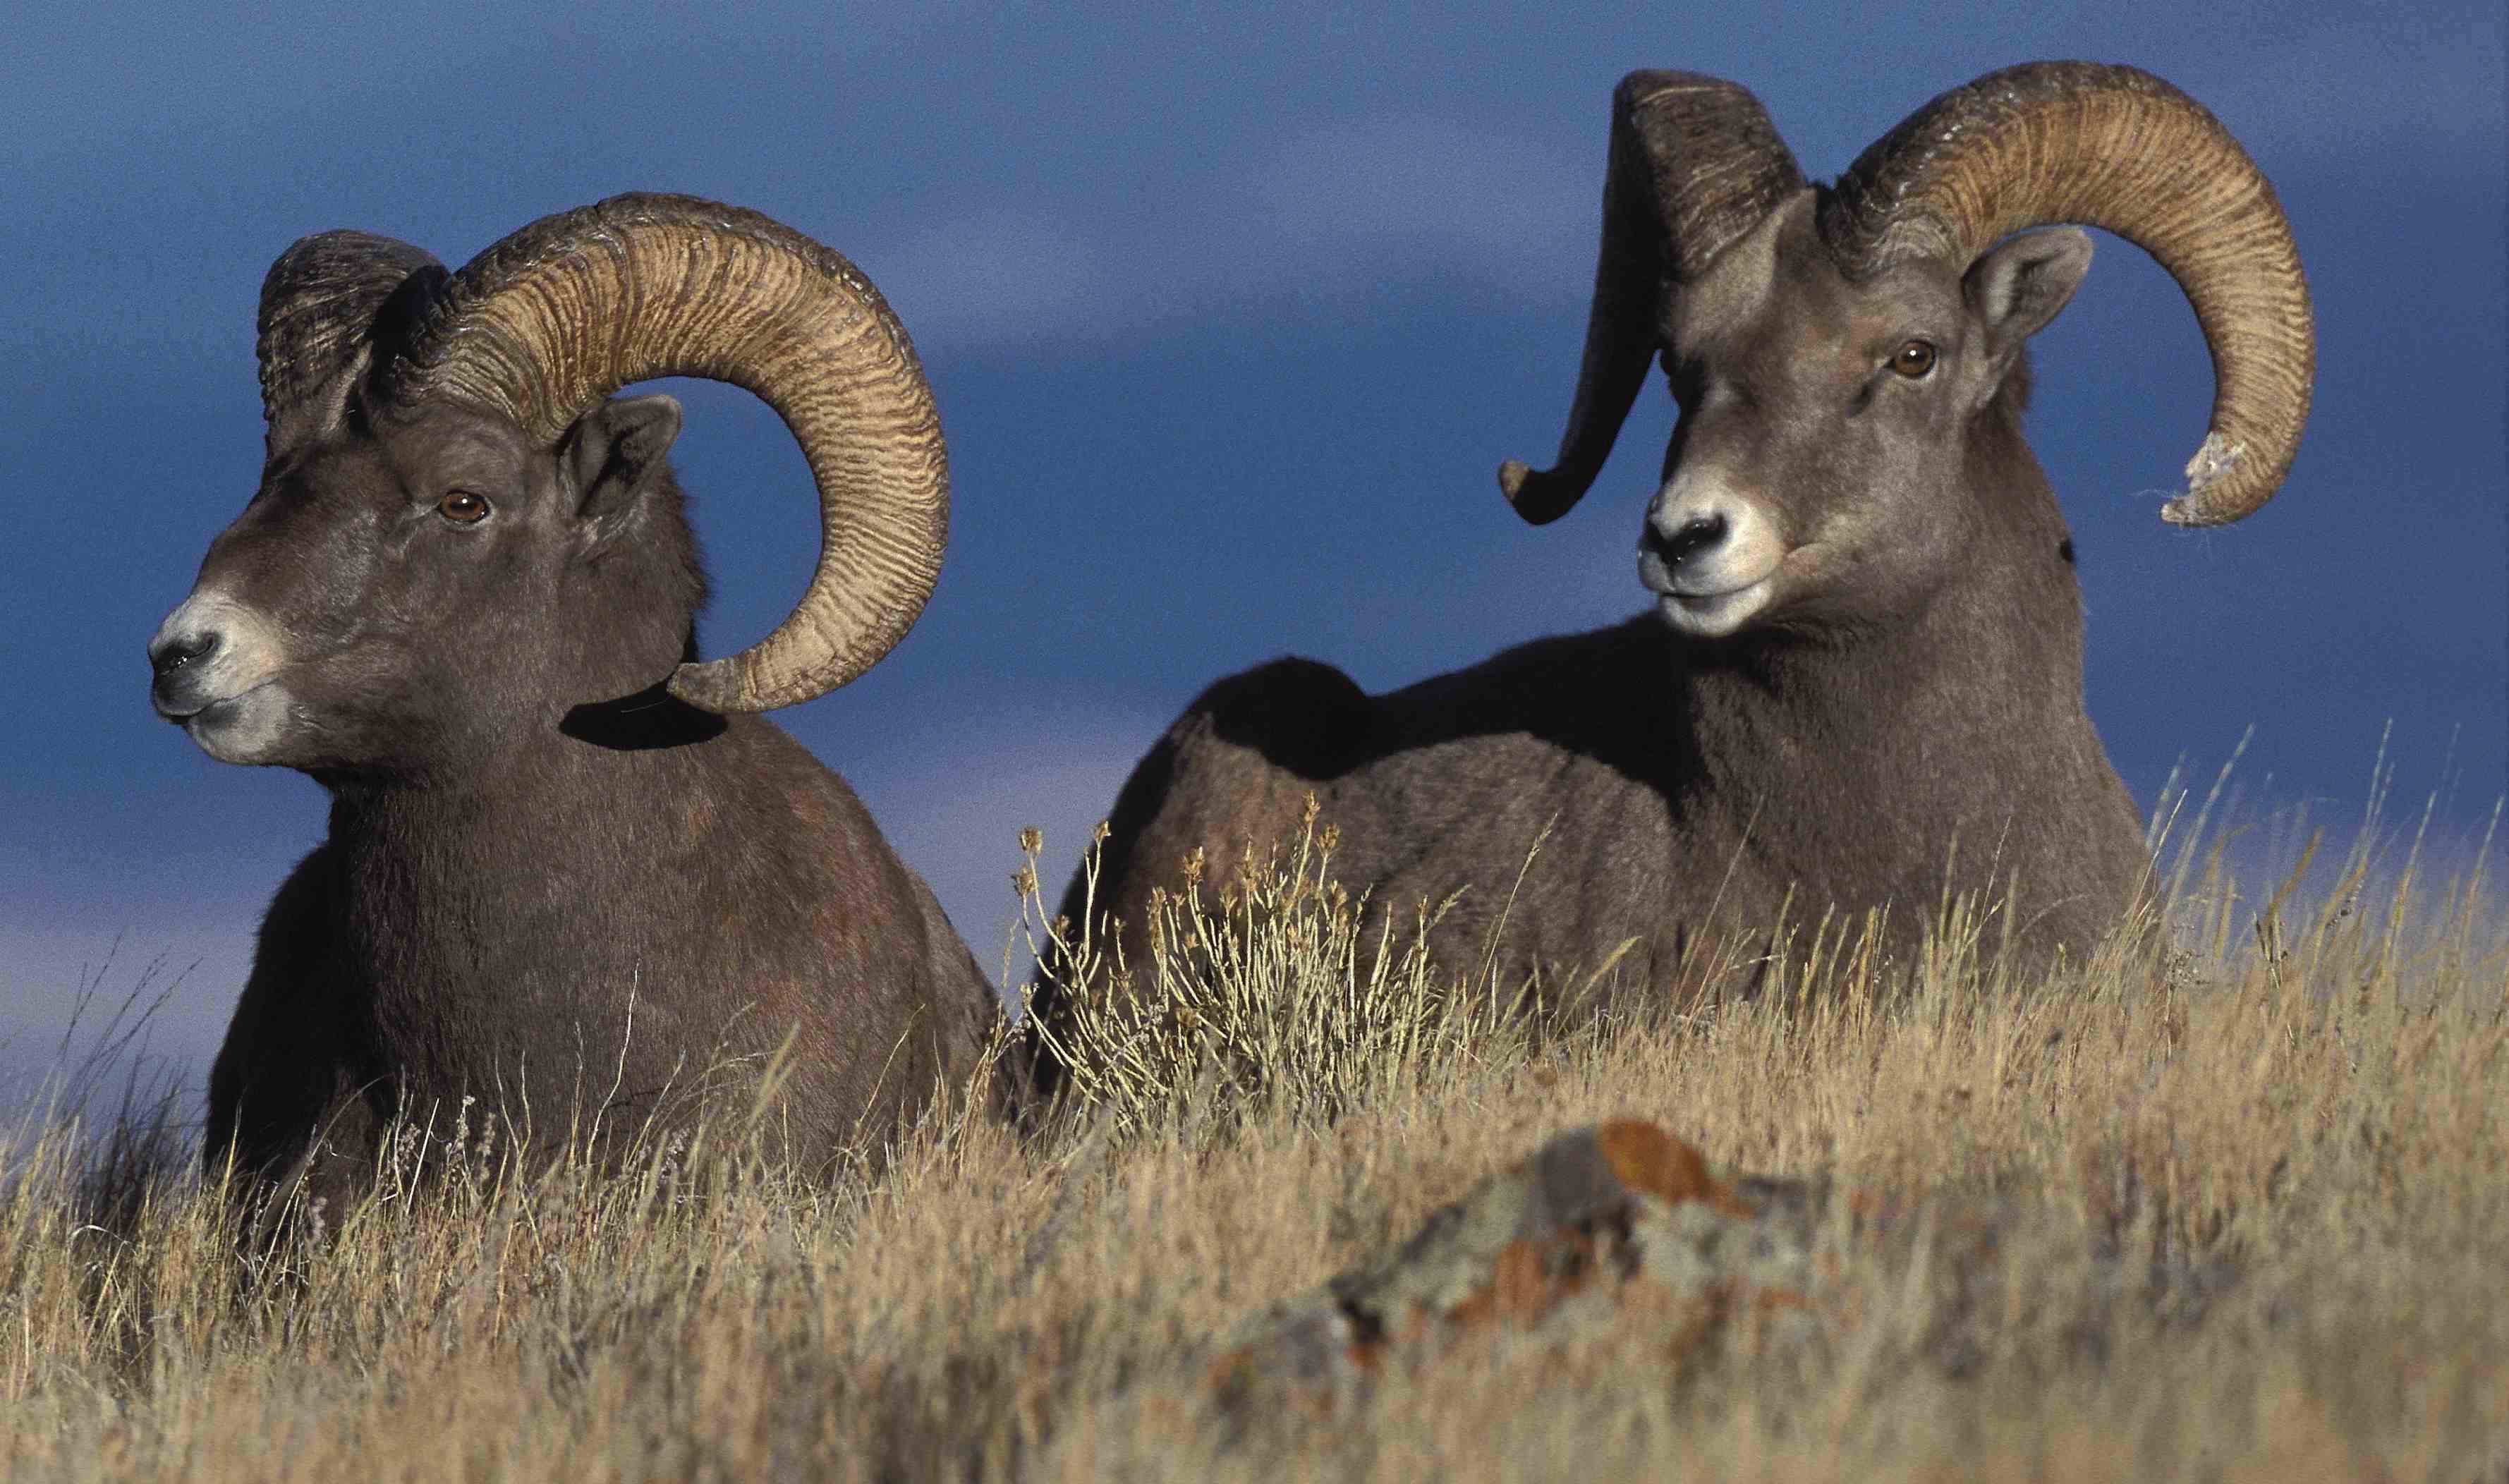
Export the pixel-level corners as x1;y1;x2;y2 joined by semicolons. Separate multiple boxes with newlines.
5;792;2505;1480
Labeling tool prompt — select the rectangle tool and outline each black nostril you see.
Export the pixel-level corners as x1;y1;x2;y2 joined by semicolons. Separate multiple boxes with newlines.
152;631;219;676
1659;513;1728;566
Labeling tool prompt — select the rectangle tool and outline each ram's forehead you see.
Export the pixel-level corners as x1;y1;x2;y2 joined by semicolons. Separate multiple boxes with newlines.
1672;195;1917;351
298;400;541;495
1669;193;1799;345
1679;213;1972;382
260;430;393;506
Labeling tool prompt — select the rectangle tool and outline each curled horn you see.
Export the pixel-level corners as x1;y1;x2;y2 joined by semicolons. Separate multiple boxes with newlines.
255;232;444;458
1822;61;2314;527
380;193;948;712
1499;72;1804;525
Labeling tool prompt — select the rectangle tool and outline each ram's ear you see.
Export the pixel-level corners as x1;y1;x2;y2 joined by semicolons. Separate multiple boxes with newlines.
1966;227;2094;364
561;394;683;533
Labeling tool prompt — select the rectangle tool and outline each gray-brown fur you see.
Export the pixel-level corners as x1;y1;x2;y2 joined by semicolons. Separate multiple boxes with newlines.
152;199;997;1218
1021;63;2310;1107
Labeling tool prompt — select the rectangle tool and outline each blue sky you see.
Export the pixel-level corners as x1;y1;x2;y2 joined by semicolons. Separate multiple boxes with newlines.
4;1;2502;1116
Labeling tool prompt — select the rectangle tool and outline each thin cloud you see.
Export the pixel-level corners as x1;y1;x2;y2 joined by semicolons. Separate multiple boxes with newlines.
863;115;1592;352
868;207;1121;352
1229;116;1593;272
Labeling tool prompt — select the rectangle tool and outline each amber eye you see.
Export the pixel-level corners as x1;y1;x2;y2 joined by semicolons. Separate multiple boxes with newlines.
437;491;492;525
1890;340;1938;379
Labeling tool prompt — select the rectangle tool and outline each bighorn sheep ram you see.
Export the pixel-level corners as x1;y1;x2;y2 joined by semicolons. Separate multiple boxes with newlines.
149;194;998;1209
1023;62;2313;1100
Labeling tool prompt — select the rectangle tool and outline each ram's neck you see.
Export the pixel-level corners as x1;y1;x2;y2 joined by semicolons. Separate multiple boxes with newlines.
329;723;710;889
1677;551;2139;947
1716;562;2085;758
315;719;822;1104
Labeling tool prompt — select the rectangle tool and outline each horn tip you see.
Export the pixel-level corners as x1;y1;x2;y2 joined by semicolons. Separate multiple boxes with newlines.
667;661;769;715
1497;459;1579;526
2158;432;2250;527
1495;463;1575;534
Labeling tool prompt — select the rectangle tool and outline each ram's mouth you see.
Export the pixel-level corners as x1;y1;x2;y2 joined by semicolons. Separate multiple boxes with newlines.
154;677;272;726
164;679;297;766
1639;537;1781;636
1662;578;1768;614
181;688;257;731
1653;578;1773;638
1639;537;1780;628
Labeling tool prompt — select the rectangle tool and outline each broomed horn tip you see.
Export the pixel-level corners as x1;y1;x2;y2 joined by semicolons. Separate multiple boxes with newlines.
1497;460;1581;526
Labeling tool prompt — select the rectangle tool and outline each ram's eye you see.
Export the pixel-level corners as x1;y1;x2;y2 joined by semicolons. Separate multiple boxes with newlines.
437;491;492;525
1890;340;1938;379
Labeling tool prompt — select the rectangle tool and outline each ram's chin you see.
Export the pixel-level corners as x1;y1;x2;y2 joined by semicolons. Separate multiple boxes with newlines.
1654;581;1773;640
184;686;296;766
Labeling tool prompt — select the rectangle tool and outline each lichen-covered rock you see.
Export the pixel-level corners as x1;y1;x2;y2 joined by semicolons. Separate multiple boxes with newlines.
1030;1119;2264;1479
1204;1121;1820;1410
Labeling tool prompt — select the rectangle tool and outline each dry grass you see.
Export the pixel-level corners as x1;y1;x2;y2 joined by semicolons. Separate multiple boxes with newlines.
6;788;2507;1480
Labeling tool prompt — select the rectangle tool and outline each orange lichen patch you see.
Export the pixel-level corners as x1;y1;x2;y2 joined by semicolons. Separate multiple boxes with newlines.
1489;1238;1560;1321
1446;1231;1607;1334
1347;1329;1388;1374
1593;1120;1756;1218
1445;1263;1495;1333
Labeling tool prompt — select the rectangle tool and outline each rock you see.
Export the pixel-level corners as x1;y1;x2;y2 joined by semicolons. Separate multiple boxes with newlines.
1204;1121;1820;1409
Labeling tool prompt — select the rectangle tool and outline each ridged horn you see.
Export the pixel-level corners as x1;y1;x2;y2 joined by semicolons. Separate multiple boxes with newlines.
1821;61;2314;527
1499;71;1804;525
379;193;948;712
256;232;445;458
